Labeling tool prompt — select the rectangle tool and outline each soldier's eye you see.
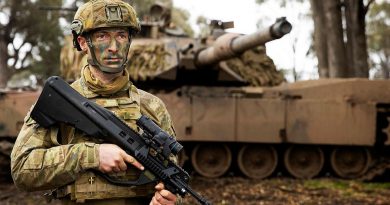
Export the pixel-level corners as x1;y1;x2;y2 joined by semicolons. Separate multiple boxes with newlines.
117;33;128;40
95;33;108;40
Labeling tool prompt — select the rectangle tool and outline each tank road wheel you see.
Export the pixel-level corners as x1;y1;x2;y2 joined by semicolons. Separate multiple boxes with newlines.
284;145;324;179
191;144;232;178
330;147;371;179
237;144;278;179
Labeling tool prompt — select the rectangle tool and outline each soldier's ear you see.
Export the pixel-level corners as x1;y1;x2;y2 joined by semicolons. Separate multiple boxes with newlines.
77;36;88;53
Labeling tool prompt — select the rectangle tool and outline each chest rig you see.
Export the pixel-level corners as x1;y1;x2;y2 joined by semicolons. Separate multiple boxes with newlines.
56;80;156;202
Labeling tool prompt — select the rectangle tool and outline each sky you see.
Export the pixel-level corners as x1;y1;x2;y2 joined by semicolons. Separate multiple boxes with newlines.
173;0;318;82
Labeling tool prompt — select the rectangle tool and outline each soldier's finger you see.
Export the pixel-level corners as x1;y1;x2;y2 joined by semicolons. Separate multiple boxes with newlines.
155;191;172;204
150;195;162;205
122;152;144;170
101;166;112;173
155;183;176;202
155;182;164;191
158;189;177;202
118;160;127;171
112;167;121;173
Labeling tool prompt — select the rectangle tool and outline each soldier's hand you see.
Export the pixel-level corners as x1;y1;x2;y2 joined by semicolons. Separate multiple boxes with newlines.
98;144;144;173
150;182;177;205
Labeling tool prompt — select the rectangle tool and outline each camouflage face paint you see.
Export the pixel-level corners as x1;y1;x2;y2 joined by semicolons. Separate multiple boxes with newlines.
91;28;130;71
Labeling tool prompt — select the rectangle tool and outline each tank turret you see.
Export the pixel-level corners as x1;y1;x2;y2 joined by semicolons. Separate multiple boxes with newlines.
128;17;291;88
195;17;292;66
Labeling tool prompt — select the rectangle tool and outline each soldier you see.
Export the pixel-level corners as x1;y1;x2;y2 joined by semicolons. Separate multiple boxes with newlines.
11;0;179;204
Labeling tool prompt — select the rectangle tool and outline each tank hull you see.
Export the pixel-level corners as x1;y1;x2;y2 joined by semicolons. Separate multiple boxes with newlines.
0;90;40;179
0;90;39;138
155;78;390;179
157;78;390;146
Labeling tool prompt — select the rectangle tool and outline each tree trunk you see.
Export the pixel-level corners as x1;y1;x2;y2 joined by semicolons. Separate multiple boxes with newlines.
344;0;369;77
324;0;348;78
310;0;329;78
380;54;389;79
344;0;354;77
0;39;10;88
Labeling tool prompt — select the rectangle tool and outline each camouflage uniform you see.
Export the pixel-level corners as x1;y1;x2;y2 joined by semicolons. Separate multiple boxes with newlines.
12;1;182;203
11;66;177;204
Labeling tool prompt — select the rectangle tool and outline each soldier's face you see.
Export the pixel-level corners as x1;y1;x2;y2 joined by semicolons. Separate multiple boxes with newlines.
90;28;130;69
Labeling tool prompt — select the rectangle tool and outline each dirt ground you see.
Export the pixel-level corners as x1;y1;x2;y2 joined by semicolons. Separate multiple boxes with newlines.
1;175;390;205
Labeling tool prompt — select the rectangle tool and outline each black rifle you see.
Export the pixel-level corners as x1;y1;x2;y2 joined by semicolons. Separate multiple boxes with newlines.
30;76;211;205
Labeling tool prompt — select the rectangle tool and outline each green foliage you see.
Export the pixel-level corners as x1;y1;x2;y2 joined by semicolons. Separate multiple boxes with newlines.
0;0;63;81
33;0;63;77
366;1;390;78
256;0;268;5
367;2;389;54
256;0;305;8
363;182;390;190
196;15;210;38
0;0;194;87
172;7;194;37
367;2;390;51
304;179;349;190
304;179;390;192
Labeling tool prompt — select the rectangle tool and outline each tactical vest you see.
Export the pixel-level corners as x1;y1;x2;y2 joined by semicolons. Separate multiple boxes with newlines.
55;79;156;203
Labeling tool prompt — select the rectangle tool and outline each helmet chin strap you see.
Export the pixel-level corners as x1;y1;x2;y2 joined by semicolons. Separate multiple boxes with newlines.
86;36;131;74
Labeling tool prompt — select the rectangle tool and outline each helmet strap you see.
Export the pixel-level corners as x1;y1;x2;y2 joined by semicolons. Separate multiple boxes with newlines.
85;35;131;74
72;30;82;51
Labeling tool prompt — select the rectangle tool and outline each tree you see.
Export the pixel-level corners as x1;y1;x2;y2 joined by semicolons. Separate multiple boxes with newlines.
367;1;390;79
306;0;373;78
344;0;371;77
256;0;374;78
310;0;329;77
0;0;63;88
322;0;348;77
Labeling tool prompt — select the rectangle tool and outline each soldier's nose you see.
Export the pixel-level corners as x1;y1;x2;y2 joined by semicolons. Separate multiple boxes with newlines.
108;39;119;53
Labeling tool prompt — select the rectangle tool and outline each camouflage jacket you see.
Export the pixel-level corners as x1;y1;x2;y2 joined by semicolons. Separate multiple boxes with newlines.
10;77;179;203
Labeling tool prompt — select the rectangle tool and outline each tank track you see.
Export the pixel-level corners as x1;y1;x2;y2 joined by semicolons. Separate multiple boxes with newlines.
359;157;390;181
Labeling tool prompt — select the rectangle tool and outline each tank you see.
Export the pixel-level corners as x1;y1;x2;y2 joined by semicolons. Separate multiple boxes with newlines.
1;3;390;182
0;89;40;179
165;79;390;180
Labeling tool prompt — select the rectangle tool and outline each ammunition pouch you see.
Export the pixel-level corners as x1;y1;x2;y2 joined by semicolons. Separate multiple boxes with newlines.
55;171;155;203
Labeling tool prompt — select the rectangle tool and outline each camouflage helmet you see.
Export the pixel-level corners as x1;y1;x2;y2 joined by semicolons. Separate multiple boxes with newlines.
71;0;141;51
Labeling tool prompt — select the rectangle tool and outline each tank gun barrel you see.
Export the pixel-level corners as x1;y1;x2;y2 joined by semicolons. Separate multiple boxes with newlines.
196;17;292;66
